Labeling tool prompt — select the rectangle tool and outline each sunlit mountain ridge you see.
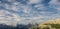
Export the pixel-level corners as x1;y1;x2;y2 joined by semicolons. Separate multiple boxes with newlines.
29;18;60;29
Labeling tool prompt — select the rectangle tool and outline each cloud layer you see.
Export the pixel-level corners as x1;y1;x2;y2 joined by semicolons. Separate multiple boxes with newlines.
0;0;60;25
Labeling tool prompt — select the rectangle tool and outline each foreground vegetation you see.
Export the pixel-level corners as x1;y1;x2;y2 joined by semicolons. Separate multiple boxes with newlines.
29;18;60;29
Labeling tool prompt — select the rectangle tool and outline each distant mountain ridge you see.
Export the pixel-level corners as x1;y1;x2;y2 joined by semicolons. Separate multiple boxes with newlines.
29;18;60;29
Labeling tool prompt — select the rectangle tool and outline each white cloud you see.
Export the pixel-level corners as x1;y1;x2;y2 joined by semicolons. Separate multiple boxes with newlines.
33;4;47;10
28;0;43;4
19;10;60;24
0;0;60;25
13;2;20;5
20;5;32;13
49;0;60;11
1;1;32;14
0;10;22;26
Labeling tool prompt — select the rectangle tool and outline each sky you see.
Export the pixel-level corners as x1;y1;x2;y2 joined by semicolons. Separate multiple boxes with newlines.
0;0;60;26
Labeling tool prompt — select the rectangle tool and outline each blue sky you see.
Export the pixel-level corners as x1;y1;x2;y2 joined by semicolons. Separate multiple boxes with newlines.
0;0;60;25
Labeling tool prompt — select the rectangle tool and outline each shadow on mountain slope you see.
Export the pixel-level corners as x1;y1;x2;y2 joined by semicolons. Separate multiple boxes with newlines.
0;24;32;29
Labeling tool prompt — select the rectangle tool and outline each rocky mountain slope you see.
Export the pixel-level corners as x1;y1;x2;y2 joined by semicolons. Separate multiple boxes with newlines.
29;18;60;29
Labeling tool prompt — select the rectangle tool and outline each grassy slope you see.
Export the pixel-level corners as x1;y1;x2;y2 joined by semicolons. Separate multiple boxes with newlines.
29;18;60;29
